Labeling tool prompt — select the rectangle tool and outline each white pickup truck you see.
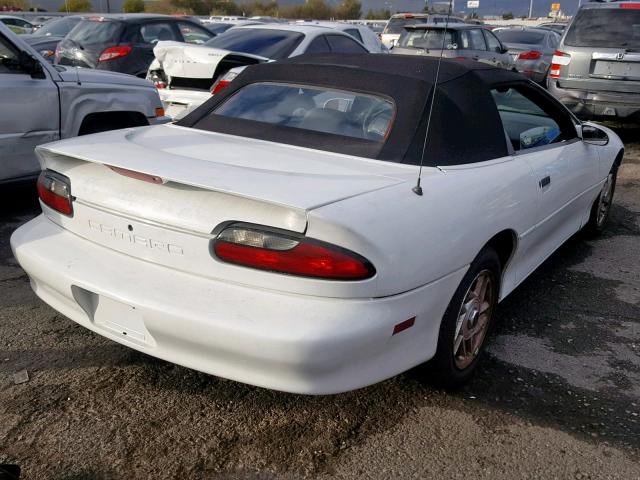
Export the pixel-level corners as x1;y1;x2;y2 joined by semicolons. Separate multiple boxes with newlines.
0;23;169;184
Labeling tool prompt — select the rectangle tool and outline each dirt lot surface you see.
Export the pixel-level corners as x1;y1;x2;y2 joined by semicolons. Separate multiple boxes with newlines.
1;127;639;479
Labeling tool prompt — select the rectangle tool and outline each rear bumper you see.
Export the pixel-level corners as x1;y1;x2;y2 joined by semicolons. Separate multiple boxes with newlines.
11;215;464;394
159;89;210;120
547;80;640;121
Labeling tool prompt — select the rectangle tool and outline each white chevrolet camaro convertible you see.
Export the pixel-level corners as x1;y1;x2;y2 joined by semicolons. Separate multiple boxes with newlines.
12;54;623;394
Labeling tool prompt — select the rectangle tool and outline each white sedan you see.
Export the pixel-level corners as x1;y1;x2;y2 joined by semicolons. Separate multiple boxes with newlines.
12;55;623;394
148;23;383;119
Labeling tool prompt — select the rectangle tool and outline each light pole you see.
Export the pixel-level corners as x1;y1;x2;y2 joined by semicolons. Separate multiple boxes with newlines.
528;0;533;18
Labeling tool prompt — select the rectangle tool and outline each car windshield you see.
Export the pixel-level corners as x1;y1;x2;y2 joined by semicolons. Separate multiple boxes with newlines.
36;17;81;36
398;29;454;49
66;19;123;45
205;29;304;59
494;29;545;45
210;82;395;142
565;8;640;49
383;17;426;34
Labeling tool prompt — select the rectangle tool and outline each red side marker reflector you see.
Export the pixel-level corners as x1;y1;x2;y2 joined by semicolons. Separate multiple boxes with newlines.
393;317;416;335
108;166;165;184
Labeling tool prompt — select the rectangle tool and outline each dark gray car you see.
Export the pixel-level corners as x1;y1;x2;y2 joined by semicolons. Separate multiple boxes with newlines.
391;23;515;71
494;27;560;84
20;16;84;62
55;14;215;77
547;2;640;122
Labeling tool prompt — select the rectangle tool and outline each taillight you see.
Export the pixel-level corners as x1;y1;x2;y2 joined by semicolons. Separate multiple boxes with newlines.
212;225;375;280
621;3;640;8
98;46;132;63
549;50;571;79
210;70;239;95
518;50;542;60
37;170;73;216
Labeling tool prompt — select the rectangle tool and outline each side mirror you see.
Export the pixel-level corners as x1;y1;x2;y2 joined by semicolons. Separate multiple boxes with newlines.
582;124;609;146
500;47;509;54
18;51;45;79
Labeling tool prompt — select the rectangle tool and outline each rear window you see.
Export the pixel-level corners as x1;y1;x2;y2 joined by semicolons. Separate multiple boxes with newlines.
67;19;122;45
398;28;454;49
494;29;546;45
565;8;640;49
383;17;426;34
209;82;395;142
34;17;81;36
205;29;304;59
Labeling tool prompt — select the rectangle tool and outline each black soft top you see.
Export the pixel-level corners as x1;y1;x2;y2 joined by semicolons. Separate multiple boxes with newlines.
179;54;528;166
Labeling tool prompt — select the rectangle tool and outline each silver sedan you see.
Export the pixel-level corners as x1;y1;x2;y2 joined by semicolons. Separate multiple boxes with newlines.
494;27;561;84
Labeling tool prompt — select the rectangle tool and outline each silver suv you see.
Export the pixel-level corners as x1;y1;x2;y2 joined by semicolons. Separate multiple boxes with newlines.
547;1;640;122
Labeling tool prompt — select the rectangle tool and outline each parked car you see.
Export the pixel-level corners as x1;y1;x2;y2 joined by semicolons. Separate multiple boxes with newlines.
391;23;515;71
547;1;640;122
148;24;377;119
494;27;560;83
302;21;387;53
203;20;264;36
0;15;34;34
537;21;567;33
12;54;623;394
0;23;168;184
381;13;465;48
55;14;215;77
20;15;85;62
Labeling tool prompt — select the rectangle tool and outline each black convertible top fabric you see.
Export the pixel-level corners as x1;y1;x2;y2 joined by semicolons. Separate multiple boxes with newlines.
178;54;527;166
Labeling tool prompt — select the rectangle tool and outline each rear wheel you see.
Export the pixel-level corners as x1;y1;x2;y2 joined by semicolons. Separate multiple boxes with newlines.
431;247;500;387
584;165;618;236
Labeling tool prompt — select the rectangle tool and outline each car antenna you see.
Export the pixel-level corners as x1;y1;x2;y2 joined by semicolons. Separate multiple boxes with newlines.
412;0;453;196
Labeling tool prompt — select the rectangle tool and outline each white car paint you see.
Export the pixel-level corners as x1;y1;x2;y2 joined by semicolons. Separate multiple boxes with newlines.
10;106;622;394
0;23;168;183
152;24;383;119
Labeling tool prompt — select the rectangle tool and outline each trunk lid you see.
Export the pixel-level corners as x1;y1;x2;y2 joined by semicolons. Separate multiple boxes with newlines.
36;124;409;296
152;41;267;90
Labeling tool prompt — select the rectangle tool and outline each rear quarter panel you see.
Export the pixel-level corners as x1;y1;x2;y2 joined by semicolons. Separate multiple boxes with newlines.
307;156;538;299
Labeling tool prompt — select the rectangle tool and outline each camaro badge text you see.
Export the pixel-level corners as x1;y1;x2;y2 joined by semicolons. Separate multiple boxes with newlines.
88;220;184;255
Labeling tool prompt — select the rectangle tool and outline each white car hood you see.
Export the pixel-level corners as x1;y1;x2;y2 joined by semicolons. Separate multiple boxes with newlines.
152;41;267;79
37;123;411;211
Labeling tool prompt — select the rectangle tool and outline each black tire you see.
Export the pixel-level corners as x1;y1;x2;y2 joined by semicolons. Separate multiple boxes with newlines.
583;164;618;236
430;247;501;388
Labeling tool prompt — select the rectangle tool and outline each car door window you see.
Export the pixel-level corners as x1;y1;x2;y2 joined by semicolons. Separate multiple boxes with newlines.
483;30;502;53
458;30;471;49
0;34;23;74
491;85;576;151
140;22;178;44
326;34;368;54
469;29;487;50
177;21;213;44
343;28;364;43
305;35;331;54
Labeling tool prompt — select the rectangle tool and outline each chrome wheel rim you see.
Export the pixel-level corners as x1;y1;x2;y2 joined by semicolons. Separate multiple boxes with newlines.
453;270;494;370
597;173;614;227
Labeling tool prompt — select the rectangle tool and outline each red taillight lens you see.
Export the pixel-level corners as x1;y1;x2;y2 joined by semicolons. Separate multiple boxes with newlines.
518;50;542;60
37;170;73;216
549;50;571;79
210;70;239;95
98;46;132;63
621;3;640;8
213;226;375;280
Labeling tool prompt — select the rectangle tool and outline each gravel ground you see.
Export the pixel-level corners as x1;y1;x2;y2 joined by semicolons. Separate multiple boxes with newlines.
1;127;639;479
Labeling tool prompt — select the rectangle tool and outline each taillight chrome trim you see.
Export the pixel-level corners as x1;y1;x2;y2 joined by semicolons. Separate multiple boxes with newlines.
210;223;376;281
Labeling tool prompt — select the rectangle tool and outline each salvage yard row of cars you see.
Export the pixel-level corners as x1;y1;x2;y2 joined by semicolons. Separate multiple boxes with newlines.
1;1;637;394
